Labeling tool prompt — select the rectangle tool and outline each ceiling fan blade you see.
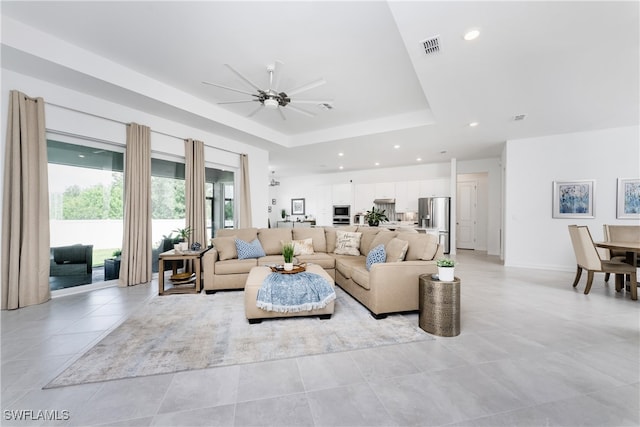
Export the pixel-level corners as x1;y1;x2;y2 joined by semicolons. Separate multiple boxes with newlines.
286;105;316;118
277;107;287;121
224;64;262;92
218;100;259;105
248;104;263;118
288;99;334;105
202;81;256;96
286;78;326;96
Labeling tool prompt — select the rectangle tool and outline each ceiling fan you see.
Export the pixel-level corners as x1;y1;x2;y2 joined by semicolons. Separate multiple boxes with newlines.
203;62;333;120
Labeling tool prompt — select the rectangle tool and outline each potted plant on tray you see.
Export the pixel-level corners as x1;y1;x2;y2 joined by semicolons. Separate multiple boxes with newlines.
172;226;193;252
365;206;388;226
436;258;455;281
282;242;295;271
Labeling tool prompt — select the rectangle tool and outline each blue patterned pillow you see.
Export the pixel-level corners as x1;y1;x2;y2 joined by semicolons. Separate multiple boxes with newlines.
235;238;266;259
366;244;386;271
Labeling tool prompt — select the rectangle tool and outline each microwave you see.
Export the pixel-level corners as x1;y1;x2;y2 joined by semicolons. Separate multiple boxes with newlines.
333;205;351;217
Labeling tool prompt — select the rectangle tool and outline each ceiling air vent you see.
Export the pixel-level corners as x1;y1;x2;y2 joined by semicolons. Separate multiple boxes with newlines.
421;35;441;55
513;114;527;121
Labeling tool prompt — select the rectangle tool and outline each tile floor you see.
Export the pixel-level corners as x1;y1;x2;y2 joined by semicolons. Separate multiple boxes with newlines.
1;251;638;426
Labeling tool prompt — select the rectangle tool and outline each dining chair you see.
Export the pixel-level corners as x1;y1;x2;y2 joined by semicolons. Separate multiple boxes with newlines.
567;225;637;300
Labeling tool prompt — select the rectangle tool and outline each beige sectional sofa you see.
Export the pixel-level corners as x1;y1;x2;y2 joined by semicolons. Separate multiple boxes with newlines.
202;225;443;318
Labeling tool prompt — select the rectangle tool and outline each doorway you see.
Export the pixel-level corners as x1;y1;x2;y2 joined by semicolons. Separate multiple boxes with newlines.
456;172;488;251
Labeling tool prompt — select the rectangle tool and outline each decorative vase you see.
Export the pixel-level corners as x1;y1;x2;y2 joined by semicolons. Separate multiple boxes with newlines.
180;242;189;251
368;220;379;227
174;244;182;254
284;262;294;271
438;266;455;281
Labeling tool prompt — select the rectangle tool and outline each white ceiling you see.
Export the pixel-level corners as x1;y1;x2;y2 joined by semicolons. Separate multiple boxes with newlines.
2;1;638;177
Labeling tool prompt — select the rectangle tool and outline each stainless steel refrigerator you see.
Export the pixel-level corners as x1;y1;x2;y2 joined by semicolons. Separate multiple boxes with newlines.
418;197;451;254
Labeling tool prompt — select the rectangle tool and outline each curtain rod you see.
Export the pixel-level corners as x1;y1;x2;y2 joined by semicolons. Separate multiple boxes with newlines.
44;101;243;156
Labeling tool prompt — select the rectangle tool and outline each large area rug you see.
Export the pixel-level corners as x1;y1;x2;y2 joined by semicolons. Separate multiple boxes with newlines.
46;288;431;388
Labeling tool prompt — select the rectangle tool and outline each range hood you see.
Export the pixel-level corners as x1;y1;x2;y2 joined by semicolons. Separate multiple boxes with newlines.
373;198;395;204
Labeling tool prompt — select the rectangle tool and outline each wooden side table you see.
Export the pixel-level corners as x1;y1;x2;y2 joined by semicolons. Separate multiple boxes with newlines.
418;274;460;337
158;249;208;295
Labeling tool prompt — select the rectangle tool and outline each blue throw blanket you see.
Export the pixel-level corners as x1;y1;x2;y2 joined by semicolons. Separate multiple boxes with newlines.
256;272;336;313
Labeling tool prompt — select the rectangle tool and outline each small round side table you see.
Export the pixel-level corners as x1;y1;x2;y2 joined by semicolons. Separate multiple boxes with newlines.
418;275;460;337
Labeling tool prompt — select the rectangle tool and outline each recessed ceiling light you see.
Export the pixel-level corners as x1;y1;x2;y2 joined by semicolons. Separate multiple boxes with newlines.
464;29;480;41
339;166;344;170
338;152;344;157
416;157;422;162
375;162;380;166
394;145;400;149
469;121;479;127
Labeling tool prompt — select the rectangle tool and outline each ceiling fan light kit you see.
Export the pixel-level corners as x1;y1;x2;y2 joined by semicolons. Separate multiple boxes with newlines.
203;62;332;120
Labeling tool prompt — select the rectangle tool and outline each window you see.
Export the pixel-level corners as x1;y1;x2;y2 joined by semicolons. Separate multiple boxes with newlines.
47;139;124;290
205;167;235;240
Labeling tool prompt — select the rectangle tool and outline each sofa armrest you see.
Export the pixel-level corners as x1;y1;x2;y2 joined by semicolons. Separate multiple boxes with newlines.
367;260;438;313
203;248;219;274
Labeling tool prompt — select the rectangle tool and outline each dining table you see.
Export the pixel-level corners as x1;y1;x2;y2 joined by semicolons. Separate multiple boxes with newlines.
595;241;640;292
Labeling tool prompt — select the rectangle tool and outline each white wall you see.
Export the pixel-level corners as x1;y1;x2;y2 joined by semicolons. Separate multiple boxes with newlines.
1;70;270;231
504;126;640;271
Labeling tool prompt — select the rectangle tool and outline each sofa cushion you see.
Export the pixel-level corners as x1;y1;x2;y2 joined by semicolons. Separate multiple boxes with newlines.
258;228;293;255
236;238;266;259
293;227;327;253
366;244;386;271
215;258;258;275
325;226;358;253
351;266;371;290
212;236;237;261
334;254;365;279
258;255;286;265
357;227;382;255
396;232;439;261
334;230;362;256
386;238;409;262
368;230;397;252
216;227;258;243
296;253;336;269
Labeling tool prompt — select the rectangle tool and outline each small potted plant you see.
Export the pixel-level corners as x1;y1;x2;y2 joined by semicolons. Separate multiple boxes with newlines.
172;226;193;252
365;206;388;226
436;258;456;281
282;242;295;271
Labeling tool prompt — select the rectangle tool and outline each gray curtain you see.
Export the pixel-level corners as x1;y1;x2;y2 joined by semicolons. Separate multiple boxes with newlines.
119;123;152;287
185;139;206;247
1;91;51;309
239;154;252;227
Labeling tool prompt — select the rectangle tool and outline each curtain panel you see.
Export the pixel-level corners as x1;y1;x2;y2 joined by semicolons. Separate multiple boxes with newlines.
119;123;152;287
185;139;206;247
239;154;252;228
1;90;51;309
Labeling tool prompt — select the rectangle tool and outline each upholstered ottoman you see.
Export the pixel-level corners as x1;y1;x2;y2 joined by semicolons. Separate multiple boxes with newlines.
245;264;335;323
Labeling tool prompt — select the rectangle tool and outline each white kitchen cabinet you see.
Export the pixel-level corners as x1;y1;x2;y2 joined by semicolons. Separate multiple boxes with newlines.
315;185;333;226
419;178;451;197
395;181;420;212
354;183;375;213
332;183;352;206
374;182;395;200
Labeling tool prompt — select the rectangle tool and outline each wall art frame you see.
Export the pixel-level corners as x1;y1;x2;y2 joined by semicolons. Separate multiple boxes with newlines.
617;178;640;219
552;180;595;218
291;198;305;215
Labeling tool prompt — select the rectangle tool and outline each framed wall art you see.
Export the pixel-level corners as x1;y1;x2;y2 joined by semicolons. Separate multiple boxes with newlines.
291;198;305;215
617;178;640;219
552;180;595;218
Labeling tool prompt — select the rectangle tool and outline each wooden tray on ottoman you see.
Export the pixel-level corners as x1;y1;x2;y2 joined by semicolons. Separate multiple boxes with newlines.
269;263;306;274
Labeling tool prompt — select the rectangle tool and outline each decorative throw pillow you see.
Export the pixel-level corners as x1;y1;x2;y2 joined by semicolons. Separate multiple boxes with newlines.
366;244;386;271
212;236;237;260
385;238;409;262
235;238;266;259
282;238;315;256
334;230;362;256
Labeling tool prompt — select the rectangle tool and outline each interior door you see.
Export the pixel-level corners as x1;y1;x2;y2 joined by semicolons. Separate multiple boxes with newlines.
456;180;477;249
